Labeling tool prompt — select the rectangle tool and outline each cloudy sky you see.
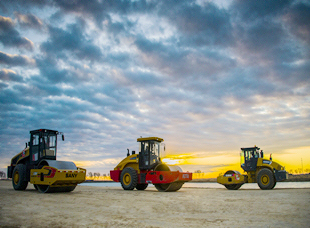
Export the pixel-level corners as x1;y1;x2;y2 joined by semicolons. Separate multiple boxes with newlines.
1;0;309;177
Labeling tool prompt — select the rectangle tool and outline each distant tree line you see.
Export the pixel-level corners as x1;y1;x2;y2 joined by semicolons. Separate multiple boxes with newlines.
0;171;6;178
87;172;110;178
289;169;310;174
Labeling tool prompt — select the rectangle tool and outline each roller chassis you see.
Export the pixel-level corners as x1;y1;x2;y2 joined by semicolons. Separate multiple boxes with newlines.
217;146;288;190
30;166;86;187
110;137;192;192
111;168;192;190
8;129;86;193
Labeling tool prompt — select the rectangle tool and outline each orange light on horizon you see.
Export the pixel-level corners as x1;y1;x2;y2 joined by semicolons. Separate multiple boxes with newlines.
72;146;310;180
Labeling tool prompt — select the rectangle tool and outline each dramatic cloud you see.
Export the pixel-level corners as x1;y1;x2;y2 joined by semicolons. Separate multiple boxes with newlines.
0;0;309;175
0;69;23;82
0;51;36;66
41;23;103;61
15;12;43;30
283;2;310;44
0;16;34;50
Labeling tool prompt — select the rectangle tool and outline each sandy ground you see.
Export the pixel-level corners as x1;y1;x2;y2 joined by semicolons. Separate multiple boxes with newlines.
1;180;310;228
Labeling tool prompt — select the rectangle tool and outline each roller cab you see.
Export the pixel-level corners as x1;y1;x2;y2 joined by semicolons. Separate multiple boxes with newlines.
110;137;192;192
8;129;86;193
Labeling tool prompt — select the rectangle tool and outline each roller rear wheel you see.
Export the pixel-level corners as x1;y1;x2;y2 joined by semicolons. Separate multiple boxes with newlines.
12;164;28;190
257;168;275;190
136;183;148;190
120;167;138;190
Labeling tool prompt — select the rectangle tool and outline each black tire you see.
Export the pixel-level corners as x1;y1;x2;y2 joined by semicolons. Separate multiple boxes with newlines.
257;168;275;190
154;182;184;192
224;184;242;190
12;164;28;190
120;167;138;190
35;184;77;193
33;184;38;190
271;181;277;189
136;183;148;190
35;184;49;193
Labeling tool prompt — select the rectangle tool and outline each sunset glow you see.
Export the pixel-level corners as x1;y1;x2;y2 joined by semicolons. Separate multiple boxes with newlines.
0;1;309;178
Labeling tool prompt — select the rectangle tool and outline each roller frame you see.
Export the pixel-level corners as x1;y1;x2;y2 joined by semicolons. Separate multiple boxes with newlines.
30;165;86;188
145;170;191;184
110;169;191;184
111;164;192;192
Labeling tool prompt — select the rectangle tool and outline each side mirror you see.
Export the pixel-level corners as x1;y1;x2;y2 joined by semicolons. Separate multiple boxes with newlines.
62;134;65;141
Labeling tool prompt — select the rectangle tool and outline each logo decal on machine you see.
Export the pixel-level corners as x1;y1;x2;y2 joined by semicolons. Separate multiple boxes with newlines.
66;173;77;178
22;149;26;157
44;167;56;178
234;174;240;180
263;160;272;165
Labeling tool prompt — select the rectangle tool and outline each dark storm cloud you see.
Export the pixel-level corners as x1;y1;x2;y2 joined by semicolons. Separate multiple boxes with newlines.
0;16;34;50
284;2;310;44
0;69;23;82
41;22;102;61
228;0;310;90
133;35;236;79
35;56;73;83
53;0;154;25
160;1;233;46
231;0;292;22
15;12;43;30
0;51;35;66
240;20;285;52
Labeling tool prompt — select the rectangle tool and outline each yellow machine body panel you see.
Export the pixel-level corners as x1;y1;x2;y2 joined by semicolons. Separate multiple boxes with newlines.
11;147;30;165
256;158;285;171
246;171;256;183
217;173;246;185
30;166;86;187
113;154;139;172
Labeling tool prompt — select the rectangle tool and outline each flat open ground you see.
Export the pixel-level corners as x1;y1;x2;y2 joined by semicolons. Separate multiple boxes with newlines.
1;180;309;228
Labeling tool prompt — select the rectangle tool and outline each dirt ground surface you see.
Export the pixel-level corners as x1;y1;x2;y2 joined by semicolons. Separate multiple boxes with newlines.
1;180;310;228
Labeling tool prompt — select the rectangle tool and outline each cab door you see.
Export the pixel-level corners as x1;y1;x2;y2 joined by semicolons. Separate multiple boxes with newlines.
30;133;40;165
139;141;150;170
244;150;258;171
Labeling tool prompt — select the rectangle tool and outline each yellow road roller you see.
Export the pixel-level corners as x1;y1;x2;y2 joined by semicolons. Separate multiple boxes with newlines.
7;129;86;193
217;146;288;190
110;137;192;192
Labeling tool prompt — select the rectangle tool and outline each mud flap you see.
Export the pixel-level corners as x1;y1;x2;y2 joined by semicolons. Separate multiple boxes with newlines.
274;170;288;182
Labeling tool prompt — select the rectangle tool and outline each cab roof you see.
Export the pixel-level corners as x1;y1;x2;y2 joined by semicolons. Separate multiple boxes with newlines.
241;146;260;151
30;129;59;134
137;137;164;142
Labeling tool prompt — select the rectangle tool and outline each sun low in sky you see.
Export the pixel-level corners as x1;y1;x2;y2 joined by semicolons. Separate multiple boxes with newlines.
0;1;309;177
